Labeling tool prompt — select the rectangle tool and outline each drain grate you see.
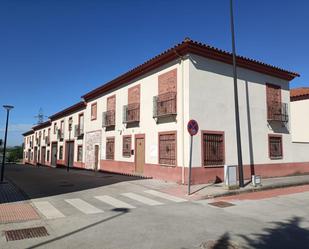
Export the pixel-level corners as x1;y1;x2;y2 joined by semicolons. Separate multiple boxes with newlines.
209;201;235;208
5;226;49;241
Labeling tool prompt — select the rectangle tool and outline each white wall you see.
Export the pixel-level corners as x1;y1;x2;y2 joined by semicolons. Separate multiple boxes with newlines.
291;99;309;142
188;54;299;167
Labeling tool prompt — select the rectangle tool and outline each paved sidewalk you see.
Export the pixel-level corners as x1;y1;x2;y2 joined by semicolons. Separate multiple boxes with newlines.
0;179;40;224
158;174;309;200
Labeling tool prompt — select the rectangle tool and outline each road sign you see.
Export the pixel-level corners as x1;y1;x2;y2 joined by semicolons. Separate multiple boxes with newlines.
187;120;199;136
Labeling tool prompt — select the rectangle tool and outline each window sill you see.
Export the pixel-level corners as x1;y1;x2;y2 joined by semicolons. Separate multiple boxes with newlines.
270;157;283;160
159;163;176;167
203;164;225;168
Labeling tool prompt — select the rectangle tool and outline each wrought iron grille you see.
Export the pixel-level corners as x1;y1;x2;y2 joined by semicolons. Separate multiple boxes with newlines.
74;124;84;137
269;136;282;159
106;138;115;159
123;103;140;123
267;102;288;123
159;133;176;165
57;130;64;140
153;92;177;118
122;136;131;157
102;110;115;127
203;133;224;166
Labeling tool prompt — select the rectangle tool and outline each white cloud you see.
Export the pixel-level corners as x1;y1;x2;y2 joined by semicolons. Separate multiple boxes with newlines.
0;123;32;133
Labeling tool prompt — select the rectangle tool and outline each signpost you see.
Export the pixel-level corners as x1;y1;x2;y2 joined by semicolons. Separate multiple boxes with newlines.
187;119;199;195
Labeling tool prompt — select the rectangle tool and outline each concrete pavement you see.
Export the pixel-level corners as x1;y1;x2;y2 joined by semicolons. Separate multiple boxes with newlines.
0;164;309;249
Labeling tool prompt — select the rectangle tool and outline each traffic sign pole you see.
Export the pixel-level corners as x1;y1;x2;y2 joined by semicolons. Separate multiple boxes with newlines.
188;135;193;195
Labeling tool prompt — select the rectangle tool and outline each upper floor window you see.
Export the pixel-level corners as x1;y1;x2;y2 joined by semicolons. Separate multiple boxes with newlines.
124;85;140;124
154;69;177;118
269;135;283;159
53;123;57;134
202;131;225;166
68;117;73;131
103;96;116;127
91;103;97;120
266;83;288;122
159;132;176;166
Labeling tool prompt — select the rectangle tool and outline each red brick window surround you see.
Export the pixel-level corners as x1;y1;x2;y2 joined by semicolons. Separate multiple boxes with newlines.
106;137;115;160
122;135;132;157
269;135;283;159
91;102;97;121
158;132;176;166
202;131;225;167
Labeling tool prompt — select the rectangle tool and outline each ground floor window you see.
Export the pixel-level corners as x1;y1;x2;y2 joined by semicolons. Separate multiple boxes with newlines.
59;146;63;160
123;136;131;157
77;145;83;161
202;131;225;166
269;135;283;159
47;150;50;161
159;132;176;166
106;137;115;160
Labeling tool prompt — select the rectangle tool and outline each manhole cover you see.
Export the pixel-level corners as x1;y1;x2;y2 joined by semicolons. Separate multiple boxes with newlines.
209;201;235;208
5;226;49;241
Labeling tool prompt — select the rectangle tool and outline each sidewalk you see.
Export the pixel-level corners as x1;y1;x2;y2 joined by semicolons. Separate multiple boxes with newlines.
157;174;309;200
0;179;40;224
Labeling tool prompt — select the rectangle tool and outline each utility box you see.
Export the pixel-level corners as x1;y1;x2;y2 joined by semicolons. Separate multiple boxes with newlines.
224;165;238;189
252;175;262;187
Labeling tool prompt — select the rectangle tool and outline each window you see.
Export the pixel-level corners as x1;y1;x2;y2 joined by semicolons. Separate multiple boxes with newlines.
54;123;57;134
266;83;282;120
106;137;115;160
122;136;131;157
43;130;45;139
60;120;64;133
91;103;97;120
47;150;50;161
77;146;83;161
269;135;283;159
68;117;73;131
202;131;224;166
159;132;176;166
59;146;63;160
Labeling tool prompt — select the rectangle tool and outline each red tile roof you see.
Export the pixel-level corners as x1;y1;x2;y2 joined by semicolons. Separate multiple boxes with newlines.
82;38;300;101
290;87;309;101
49;101;86;121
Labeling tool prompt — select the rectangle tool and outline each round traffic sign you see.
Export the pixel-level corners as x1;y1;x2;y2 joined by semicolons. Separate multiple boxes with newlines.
187;119;199;136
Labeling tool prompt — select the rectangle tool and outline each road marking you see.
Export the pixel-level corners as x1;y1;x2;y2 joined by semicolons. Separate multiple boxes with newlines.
121;193;163;206
65;199;103;214
144;190;188;203
33;201;65;219
95;195;136;209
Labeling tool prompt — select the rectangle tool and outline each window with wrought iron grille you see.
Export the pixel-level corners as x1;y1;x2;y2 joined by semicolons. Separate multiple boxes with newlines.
123;136;131;157
159;132;176;166
269;135;283;159
77;146;83;161
106;137;115;160
47;150;50;162
59;146;63;160
202;132;224;166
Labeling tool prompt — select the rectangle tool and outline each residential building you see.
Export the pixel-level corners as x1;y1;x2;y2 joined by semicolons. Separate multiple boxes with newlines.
23;39;309;184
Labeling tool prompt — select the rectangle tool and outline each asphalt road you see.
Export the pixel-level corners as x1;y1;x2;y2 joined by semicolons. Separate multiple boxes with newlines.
1;164;309;249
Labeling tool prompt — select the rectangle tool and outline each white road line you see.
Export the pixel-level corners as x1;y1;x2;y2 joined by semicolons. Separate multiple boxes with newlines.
121;193;163;206
33;201;65;219
65;198;103;214
95;195;136;209
144;190;188;203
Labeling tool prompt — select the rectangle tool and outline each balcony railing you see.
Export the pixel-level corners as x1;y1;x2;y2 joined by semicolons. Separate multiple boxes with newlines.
45;136;50;145
57;129;64;140
267;102;288;123
74;124;84;138
153;92;177;118
123;103;140;123
102;110;115;127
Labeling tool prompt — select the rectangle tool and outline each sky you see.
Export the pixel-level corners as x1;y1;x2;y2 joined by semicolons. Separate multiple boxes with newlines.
0;0;308;146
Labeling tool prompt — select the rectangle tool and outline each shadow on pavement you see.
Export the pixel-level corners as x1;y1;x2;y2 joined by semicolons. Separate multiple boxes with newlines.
2;164;143;203
26;208;130;249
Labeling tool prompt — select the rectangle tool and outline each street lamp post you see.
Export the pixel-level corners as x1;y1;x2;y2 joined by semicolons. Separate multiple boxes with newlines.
1;105;14;183
229;0;244;188
67;118;73;172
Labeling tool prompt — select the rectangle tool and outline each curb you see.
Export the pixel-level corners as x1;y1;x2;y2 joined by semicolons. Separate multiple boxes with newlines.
202;180;309;199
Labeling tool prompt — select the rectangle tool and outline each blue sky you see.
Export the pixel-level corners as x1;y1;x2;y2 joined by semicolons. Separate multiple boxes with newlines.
0;0;308;146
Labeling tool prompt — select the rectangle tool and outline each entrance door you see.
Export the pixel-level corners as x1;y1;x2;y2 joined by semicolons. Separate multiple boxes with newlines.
41;147;46;165
51;143;57;167
135;136;145;174
94;145;99;171
66;141;74;168
34;147;37;164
